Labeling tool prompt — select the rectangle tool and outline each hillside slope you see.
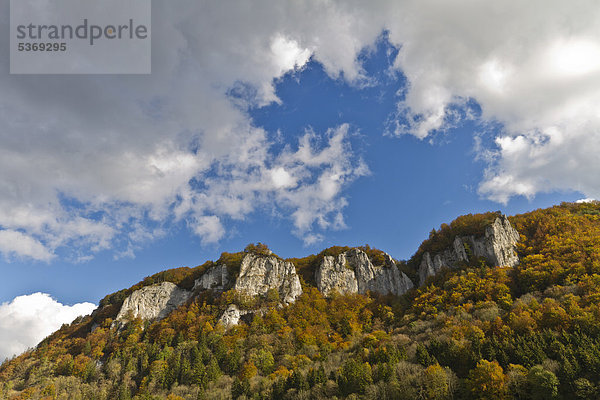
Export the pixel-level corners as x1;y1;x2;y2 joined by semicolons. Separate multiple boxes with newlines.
2;202;600;399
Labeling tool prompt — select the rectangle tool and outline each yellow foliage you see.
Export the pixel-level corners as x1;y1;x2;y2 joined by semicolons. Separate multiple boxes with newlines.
239;361;258;380
467;359;507;400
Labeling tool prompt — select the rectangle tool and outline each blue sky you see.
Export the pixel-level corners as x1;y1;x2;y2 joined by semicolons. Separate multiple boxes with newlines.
0;34;583;305
0;0;598;359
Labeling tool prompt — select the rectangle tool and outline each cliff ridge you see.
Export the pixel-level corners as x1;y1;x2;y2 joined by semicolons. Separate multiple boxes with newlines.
418;215;520;285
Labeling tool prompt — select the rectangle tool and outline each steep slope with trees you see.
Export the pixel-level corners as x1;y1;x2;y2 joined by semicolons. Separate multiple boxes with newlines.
2;202;600;399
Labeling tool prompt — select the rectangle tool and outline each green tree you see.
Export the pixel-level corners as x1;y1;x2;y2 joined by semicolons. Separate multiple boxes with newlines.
506;364;528;399
574;378;596;399
307;365;327;386
526;366;558;400
338;359;373;395
253;349;275;375
424;364;451;400
286;370;309;391
231;377;250;398
416;344;437;367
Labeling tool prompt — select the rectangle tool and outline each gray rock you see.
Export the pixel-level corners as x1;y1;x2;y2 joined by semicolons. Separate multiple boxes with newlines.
418;215;520;285
316;248;414;297
115;282;191;324
219;304;243;327
316;253;359;295
347;248;377;293
218;304;270;328
234;253;303;304
194;264;230;291
418;253;441;286
474;215;521;267
371;253;415;296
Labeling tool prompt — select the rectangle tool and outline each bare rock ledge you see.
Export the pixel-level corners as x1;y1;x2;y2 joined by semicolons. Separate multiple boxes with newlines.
115;282;191;325
418;215;520;285
316;248;414;297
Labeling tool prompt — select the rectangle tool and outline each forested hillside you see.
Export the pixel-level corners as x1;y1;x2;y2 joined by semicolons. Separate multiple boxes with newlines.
2;202;600;399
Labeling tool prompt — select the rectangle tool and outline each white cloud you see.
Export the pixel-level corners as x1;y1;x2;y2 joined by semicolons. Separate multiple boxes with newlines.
274;125;369;239
478;120;600;203
0;230;54;262
271;167;297;189
547;38;600;78
271;35;312;74
182;124;367;244
0;293;96;361
376;0;600;203
191;216;225;245
0;0;375;258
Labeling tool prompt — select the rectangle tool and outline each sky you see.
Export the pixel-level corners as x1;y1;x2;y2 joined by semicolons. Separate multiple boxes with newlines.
1;0;600;360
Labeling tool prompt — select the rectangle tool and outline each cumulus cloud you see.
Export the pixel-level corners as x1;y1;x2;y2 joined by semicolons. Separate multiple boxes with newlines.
377;0;600;202
270;167;297;189
0;230;55;262
273;125;370;239
1;0;599;260
0;0;377;259
0;293;96;361
191;216;225;245
180;124;368;244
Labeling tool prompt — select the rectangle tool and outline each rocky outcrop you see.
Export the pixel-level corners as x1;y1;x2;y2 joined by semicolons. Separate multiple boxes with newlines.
473;215;521;267
219;304;244;327
115;282;191;324
372;253;416;296
112;218;517;328
418;215;520;285
194;264;230;291
234;253;302;304
316;254;359;295
418;237;468;285
218;304;267;327
204;253;303;327
316;248;414;297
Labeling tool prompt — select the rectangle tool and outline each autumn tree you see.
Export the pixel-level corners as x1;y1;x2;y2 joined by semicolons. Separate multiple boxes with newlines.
466;360;507;400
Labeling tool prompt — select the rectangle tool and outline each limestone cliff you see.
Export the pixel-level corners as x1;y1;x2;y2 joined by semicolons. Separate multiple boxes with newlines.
218;304;271;327
115;282;191;324
219;304;244;327
193;264;230;291
316;248;414;297
113;253;303;327
418;215;520;285
111;216;517;328
234;253;303;304
315;254;358;295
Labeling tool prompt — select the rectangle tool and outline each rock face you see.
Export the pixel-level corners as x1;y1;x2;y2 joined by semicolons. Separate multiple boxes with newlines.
234;253;303;304
316;254;359;295
218;304;265;327
194;264;230;291
112;218;517;328
316;248;414;297
219;304;243;327
115;282;191;324
371;253;416;296
418;215;520;285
